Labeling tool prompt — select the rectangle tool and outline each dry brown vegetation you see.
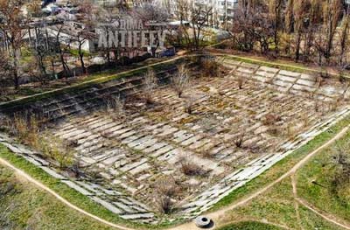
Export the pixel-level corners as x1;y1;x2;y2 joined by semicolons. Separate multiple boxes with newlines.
171;64;190;98
229;0;348;70
200;58;220;77
178;155;208;177
155;176;179;214
7;115;76;169
143;68;158;104
262;113;282;126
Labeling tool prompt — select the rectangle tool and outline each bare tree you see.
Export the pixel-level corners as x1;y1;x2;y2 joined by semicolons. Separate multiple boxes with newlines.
338;13;350;65
0;0;29;89
314;0;342;64
176;0;213;50
68;1;98;75
51;24;71;78
0;50;12;95
133;2;169;22
268;0;283;56
70;31;92;75
190;3;213;50
232;2;274;55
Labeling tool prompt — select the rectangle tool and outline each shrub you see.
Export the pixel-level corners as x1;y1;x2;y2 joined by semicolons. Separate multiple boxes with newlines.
143;68;158;104
262;113;282;126
155;177;178;214
172;64;190;98
39;134;75;169
12;114;41;148
184;97;196;114
200;58;220;77
178;155;207;176
10;114;76;170
237;75;245;89
158;195;173;214
119;56;132;65
234;132;245;148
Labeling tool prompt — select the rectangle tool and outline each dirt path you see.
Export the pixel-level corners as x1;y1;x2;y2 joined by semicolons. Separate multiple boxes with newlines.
291;175;304;230
214;218;292;230
0;126;349;230
296;197;350;230
0;157;132;230
290;150;350;230
167;125;350;230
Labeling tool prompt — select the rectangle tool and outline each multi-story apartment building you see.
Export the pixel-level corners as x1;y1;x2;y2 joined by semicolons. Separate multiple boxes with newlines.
151;0;238;28
193;0;237;27
92;0;238;28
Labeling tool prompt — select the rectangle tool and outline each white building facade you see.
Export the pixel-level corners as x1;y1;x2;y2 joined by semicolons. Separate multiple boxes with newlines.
152;0;238;28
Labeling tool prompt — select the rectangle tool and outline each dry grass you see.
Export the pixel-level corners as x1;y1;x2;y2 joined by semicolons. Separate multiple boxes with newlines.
9;114;76;169
11;114;41;148
234;132;245;148
172;64;190;98
104;96;126;119
178;155;207;176
155;176;179;214
262;113;282;126
237;75;245;89
200;58;220;77
143;68;158;104
184;97;196;114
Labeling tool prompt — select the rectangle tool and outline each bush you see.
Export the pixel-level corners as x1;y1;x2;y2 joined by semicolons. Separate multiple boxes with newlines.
184;97;196;114
155;177;178;214
143;68;158;104
262;113;282;126
200;58;220;77
178;155;207;176
10;114;75;169
172;64;190;98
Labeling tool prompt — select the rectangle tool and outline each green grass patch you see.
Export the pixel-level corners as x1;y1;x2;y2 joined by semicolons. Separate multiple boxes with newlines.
211;115;350;211
220;177;344;229
297;130;350;223
0;163;114;230
0;144;190;229
69;49;90;57
0;145;153;229
218;221;282;230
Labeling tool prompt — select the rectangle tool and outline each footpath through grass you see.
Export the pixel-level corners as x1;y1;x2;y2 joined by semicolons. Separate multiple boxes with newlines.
211;115;350;211
0;145;155;230
216;176;344;229
218;221;282;230
0;153;114;230
297;130;350;223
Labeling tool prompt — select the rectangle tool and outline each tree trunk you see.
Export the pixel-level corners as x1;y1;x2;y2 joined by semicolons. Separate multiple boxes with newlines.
295;32;302;62
79;51;86;74
79;54;86;74
12;47;19;90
